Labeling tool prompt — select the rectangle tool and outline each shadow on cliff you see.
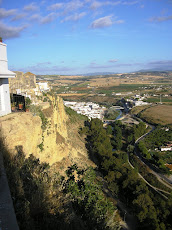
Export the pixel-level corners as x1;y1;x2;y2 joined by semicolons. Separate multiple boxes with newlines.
0;130;87;230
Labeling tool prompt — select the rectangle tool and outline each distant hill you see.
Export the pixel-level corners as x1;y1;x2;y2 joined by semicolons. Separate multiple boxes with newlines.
138;68;172;72
79;72;119;76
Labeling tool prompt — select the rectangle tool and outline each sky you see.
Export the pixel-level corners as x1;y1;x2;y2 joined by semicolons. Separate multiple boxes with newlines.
0;0;172;75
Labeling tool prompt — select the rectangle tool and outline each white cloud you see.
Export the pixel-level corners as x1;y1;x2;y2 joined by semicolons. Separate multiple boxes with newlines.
64;0;84;13
90;15;124;29
90;1;121;10
0;8;17;19
30;13;57;24
30;14;41;21
61;12;86;22
143;60;172;70
0;22;27;39
109;59;118;63
148;60;172;66
123;1;139;5
90;1;102;10
11;13;27;21
149;15;172;22
88;62;113;69
23;3;39;12
88;61;137;69
47;3;64;11
40;13;56;24
90;15;113;28
114;19;124;24
17;62;75;74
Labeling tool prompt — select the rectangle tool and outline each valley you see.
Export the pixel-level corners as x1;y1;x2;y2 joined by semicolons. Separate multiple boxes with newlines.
1;71;172;230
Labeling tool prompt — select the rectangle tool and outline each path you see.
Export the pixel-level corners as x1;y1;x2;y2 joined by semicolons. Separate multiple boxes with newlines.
134;122;172;188
127;117;172;199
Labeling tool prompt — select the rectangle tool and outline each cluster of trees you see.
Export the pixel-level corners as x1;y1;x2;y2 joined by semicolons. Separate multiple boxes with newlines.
111;121;123;150
137;141;151;160
86;118;113;167
85;118;172;229
126;122;147;144
64;164;120;230
144;127;172;149
104;108;120;120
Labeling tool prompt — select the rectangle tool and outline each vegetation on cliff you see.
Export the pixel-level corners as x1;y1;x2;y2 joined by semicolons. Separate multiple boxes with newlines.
82;119;172;230
3;145;120;230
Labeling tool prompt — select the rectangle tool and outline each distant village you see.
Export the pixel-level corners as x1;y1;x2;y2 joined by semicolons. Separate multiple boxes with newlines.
64;101;106;120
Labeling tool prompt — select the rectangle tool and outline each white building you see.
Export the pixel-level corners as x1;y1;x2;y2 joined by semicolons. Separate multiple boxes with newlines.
64;101;105;120
134;100;149;106
160;147;172;152
0;39;16;116
37;82;49;91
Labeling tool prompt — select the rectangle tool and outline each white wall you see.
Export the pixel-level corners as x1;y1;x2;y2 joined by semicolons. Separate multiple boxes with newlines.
0;78;11;116
37;82;49;91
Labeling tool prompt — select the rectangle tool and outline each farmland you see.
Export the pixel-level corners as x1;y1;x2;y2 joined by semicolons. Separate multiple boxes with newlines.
38;71;172;107
139;105;172;127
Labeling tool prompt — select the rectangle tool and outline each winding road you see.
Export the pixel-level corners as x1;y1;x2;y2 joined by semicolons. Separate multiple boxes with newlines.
127;116;172;199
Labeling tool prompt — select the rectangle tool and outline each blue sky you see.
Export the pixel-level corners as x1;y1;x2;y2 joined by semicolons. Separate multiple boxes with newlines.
0;0;172;74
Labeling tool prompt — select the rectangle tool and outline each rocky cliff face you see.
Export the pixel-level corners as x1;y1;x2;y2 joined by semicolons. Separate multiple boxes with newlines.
0;96;89;166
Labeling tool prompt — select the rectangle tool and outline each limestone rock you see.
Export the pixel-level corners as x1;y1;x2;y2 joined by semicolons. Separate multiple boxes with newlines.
0;96;90;167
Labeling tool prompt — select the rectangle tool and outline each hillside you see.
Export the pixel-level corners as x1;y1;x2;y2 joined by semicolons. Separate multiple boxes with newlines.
0;96;122;229
0;96;92;168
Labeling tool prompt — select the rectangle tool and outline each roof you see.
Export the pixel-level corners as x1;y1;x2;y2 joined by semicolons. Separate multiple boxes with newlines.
0;67;16;78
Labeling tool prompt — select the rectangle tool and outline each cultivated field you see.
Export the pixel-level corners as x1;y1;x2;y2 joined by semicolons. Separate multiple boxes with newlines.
38;71;172;108
139;105;172;127
89;77;120;87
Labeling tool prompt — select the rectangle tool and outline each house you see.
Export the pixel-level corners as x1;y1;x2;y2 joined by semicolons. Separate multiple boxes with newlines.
0;38;16;116
160;143;172;152
160;147;172;152
37;82;50;91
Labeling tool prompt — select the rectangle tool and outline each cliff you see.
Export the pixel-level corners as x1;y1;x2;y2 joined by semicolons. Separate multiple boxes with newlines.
0;96;91;167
